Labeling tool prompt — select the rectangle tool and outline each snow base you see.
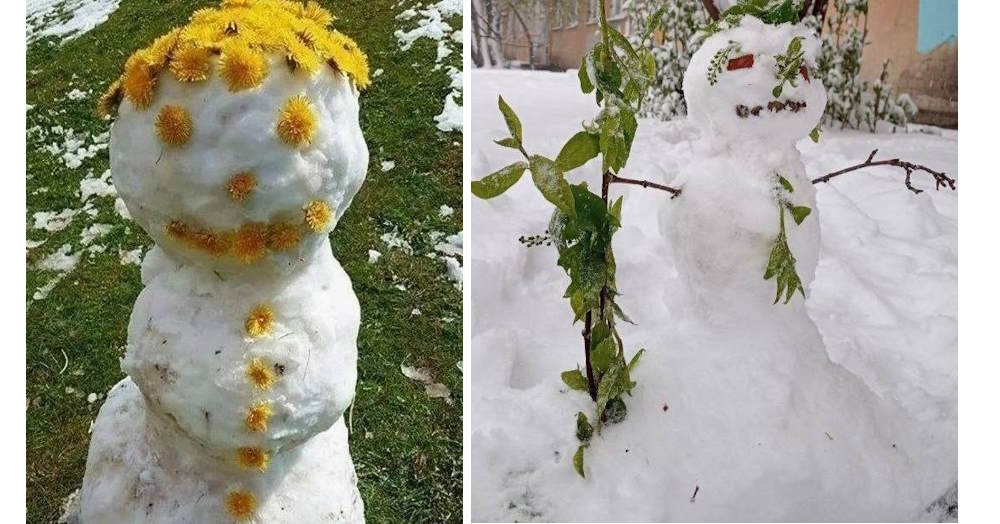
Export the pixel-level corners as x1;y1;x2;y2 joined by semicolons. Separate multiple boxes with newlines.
77;377;363;523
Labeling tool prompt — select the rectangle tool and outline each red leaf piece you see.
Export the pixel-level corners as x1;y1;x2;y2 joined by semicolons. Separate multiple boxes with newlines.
800;65;810;83
727;54;754;71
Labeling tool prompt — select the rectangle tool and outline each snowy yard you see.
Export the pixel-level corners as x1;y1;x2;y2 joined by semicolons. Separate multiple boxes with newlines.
26;2;462;522
470;69;956;521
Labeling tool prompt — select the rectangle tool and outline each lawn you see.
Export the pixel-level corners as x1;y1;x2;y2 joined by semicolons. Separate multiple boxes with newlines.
26;1;463;522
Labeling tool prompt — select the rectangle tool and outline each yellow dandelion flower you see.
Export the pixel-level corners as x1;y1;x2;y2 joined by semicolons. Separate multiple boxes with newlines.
267;222;301;251
301;2;335;27
276;95;316;146
236;446;270;471
97;78;123;118
170;46;213;82
155;105;193;146
220;43;268;92
304;200;332;232
227;172;257;202
192;228;230;256
232;223;269;264
166;220;189;240
245;358;276;390
245;304;275;338
245;401;272;433
225;489;257;521
123;55;157;109
144;28;181;67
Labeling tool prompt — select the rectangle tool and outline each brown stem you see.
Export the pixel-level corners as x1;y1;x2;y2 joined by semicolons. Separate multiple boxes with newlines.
608;173;682;198
582;311;597;401
811;149;956;194
700;0;721;21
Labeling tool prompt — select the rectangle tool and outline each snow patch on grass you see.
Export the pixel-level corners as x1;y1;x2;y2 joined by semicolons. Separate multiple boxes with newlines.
27;0;122;44
394;1;463;132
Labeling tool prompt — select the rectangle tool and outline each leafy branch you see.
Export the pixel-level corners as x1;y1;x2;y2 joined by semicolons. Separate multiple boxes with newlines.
472;0;678;479
811;149;957;194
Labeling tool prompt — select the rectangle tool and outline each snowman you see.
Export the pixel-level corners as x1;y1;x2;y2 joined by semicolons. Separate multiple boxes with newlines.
77;1;370;522
657;6;956;519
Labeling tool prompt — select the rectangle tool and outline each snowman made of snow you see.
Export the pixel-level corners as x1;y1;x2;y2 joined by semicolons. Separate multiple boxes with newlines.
668;15;825;312
659;12;956;519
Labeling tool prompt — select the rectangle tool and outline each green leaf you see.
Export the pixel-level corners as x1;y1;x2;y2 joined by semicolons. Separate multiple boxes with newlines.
556;131;600;172
627;348;646;373
494;137;520;150
576;412;594;443
591;338;616;375
599;113;625;173
772;85;783;98
789;205;811;225
596;362;629;427
763;207;806;304
561;369;590;392
471;162;528;199
809;126;821;143
641;6;668;43
529;155;575;217
578;53;594;94
573;445;586;478
497;95;522;145
609;196;623;227
778;175;794;193
603;397;627;424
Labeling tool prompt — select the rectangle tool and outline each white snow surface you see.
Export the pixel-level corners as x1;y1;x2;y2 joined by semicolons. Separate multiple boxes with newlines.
394;1;463;132
123;243;359;455
26;0;121;44
470;69;957;521
78;378;363;523
111;58;368;276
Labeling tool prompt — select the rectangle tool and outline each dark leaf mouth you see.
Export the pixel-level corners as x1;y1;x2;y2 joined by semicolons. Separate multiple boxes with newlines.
735;100;808;118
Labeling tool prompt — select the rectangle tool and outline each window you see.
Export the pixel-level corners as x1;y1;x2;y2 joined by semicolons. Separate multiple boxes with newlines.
588;0;599;23
552;0;565;30
609;0;625;20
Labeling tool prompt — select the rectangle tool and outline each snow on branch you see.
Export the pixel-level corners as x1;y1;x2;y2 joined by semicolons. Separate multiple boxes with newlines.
811;149;957;194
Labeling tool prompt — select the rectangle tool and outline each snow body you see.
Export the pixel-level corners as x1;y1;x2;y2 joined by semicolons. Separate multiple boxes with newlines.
470;65;956;523
79;377;363;523
79;3;371;521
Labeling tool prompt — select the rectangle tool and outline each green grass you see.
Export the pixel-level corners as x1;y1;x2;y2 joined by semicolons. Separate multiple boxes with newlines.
26;1;463;522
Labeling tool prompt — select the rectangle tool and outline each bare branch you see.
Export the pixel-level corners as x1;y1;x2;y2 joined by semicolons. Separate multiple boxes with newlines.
608;173;682;198
701;0;721;21
811;149;956;194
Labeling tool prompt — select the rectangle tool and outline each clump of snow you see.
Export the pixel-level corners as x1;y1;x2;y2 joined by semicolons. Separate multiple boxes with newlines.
380;227;414;255
119;248;143;266
27;0;122;44
66;88;88;101
367;249;382;263
470;69;956;521
42;128;109;169
32;208;78;232
439;204;453;217
79;223;112;246
39;243;81;272
79;169;116;201
380;160;395;172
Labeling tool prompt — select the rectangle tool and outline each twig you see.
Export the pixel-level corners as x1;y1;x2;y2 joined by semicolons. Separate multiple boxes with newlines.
690;485;700;503
608;173;682;198
700;0;721;21
59;348;68;375
582;312;597;401
811;149;956;194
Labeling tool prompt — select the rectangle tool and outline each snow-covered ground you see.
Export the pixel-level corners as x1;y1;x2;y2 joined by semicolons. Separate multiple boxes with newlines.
26;0;121;44
470;69;957;521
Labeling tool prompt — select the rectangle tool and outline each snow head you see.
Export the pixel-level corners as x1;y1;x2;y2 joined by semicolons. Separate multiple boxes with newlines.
683;16;825;146
101;0;371;276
